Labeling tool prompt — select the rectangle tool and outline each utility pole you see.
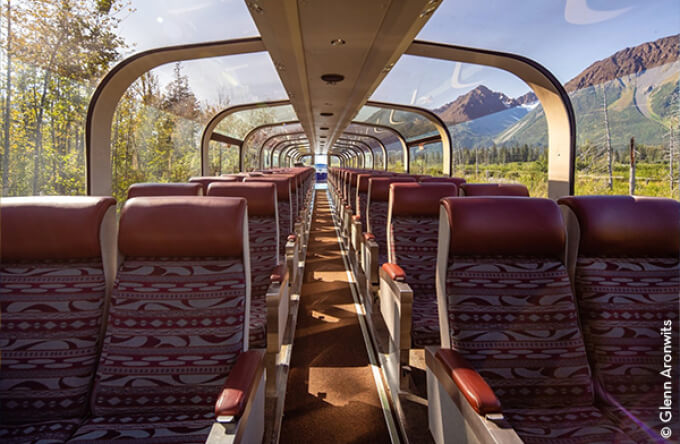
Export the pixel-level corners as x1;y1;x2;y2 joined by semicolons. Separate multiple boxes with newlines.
603;86;614;190
629;137;636;195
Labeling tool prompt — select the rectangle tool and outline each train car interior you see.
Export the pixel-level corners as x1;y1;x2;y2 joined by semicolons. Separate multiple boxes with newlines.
1;0;679;443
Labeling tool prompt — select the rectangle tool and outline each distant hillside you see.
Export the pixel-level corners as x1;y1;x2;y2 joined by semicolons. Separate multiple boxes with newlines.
564;34;679;92
435;85;519;124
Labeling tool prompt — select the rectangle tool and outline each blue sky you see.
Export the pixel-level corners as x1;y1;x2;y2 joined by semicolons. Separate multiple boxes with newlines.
115;0;679;109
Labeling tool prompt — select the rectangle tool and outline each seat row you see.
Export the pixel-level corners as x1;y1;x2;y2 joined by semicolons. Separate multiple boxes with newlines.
328;167;679;444
0;167;314;443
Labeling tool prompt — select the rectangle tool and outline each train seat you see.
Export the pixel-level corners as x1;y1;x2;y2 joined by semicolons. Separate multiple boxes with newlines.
427;197;631;444
127;182;203;198
460;183;529;196
207;182;290;396
379;183;458;392
245;175;300;285
189;176;240;194
419;176;466;188
0;196;116;443
559;195;680;442
363;176;416;309
68;196;264;443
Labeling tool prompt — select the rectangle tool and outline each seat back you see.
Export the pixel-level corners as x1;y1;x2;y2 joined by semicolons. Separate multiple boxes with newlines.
366;177;416;265
460;183;529;196
419;177;466;189
559;196;680;413
127;182;203;198
91;196;249;417
0;196;116;424
387;183;458;347
189;176;239;194
437;197;593;410
244;175;293;259
208;182;279;349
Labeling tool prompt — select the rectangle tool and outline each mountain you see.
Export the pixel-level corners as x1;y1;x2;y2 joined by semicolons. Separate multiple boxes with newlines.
564;34;679;92
500;34;679;148
435;85;520;125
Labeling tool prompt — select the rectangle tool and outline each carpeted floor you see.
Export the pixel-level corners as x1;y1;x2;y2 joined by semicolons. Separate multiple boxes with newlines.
279;190;391;444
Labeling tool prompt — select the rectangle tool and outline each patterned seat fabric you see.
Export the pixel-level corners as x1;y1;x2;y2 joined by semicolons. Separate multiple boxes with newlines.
559;196;680;442
245;175;293;259
0;196;116;441
440;197;631;443
388;183;458;347
79;196;249;441
367;177;416;266
67;413;214;443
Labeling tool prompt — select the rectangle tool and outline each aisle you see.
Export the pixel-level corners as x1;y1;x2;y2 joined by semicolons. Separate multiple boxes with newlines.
279;190;392;443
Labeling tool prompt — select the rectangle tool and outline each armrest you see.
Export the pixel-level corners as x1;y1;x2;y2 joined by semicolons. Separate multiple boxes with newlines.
214;350;265;420
382;263;405;282
270;262;288;284
287;234;297;242
363;232;376;242
352;214;360;222
435;348;502;415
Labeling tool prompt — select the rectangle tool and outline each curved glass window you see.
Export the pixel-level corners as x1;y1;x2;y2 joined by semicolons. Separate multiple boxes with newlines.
354;105;439;142
418;0;679;198
241;122;304;169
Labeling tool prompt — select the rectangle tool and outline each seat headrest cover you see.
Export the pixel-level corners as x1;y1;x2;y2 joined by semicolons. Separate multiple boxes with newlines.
127;182;202;198
244;176;292;200
442;197;565;258
461;183;530;197
420;177;467;186
207;182;277;217
357;173;390;192
118;196;245;257
391;183;459;217
1;196;116;261
558;195;680;257
369;177;416;201
188;176;239;192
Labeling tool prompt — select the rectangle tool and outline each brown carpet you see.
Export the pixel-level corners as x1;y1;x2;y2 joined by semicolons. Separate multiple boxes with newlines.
279;190;391;444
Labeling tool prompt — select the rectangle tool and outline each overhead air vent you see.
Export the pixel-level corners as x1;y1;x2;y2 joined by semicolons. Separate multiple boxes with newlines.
321;73;345;84
320;112;334;117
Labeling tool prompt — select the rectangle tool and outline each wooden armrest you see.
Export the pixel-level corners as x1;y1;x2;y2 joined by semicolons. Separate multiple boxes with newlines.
382;263;406;281
435;348;502;415
214;350;265;420
270;263;288;284
363;232;376;242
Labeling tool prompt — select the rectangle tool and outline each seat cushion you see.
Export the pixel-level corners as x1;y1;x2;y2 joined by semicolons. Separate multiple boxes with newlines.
575;257;679;439
67;413;214;443
601;404;668;443
91;258;246;417
446;259;594;410
0;261;106;424
368;201;389;264
249;297;267;349
504;405;633;444
390;216;440;348
0;419;81;444
248;216;278;349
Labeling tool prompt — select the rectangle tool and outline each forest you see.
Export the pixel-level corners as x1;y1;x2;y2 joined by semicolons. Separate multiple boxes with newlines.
0;0;677;203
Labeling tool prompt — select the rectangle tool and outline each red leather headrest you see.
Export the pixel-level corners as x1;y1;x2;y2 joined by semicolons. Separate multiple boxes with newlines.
368;177;416;202
244;176;292;201
119;196;245;257
221;174;246;182
461;183;529;197
442;197;565;258
1;196;116;261
357;173;391;192
127;182;202;198
420;177;466;187
207;182;277;217
558;195;680;257
189;176;239;193
391;183;459;217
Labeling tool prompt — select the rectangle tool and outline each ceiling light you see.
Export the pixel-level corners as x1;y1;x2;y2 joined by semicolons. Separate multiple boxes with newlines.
330;38;346;46
321;73;344;85
320;112;333;117
246;1;264;13
320;127;329;130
